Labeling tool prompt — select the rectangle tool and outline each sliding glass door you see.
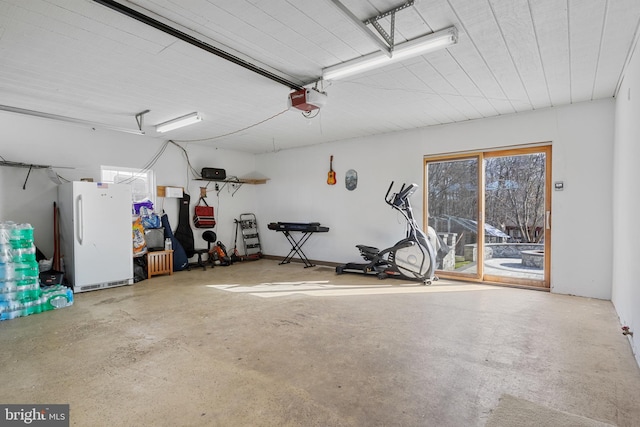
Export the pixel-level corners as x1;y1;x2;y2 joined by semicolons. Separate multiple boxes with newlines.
426;156;481;279
425;146;551;288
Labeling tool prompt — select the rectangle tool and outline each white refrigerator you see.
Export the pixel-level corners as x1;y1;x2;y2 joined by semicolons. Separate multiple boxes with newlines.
58;181;134;293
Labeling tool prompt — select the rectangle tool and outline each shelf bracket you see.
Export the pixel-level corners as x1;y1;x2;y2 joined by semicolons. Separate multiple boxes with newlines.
22;165;33;190
231;182;244;197
210;177;244;197
135;109;150;132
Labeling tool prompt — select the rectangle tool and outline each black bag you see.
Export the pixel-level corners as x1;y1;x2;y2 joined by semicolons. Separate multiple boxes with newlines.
175;194;195;258
133;256;148;282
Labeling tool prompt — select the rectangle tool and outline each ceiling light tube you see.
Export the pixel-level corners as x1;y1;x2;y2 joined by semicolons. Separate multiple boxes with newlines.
322;26;458;81
155;112;202;133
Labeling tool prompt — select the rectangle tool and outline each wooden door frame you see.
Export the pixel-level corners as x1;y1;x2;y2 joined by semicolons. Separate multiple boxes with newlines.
423;144;551;289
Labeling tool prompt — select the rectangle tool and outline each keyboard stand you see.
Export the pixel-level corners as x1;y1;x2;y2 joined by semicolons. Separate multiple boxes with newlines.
279;230;316;268
267;222;330;268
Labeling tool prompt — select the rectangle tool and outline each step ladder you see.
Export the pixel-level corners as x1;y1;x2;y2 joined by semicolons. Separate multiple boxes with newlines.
237;213;262;259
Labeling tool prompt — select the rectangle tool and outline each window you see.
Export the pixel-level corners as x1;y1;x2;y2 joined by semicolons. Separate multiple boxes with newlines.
100;166;156;204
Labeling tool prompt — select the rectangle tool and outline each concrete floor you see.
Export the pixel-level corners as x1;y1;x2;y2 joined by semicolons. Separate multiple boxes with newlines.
1;259;639;426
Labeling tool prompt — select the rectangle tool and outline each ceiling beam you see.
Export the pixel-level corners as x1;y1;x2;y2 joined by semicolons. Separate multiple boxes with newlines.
0;104;144;135
327;0;393;57
364;0;415;50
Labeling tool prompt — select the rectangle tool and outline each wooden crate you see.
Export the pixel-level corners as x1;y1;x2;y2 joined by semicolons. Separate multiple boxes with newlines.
147;250;173;278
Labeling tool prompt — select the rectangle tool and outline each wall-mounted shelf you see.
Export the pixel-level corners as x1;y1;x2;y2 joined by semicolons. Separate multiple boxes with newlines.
0;159;71;189
195;175;269;196
237;178;269;185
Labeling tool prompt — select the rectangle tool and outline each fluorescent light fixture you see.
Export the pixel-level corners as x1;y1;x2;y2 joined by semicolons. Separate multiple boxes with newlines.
322;26;458;81
155;112;202;133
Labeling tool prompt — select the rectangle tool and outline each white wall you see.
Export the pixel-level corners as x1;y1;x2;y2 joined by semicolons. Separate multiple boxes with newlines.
0;99;616;301
0;113;257;260
255;99;615;299
612;40;640;365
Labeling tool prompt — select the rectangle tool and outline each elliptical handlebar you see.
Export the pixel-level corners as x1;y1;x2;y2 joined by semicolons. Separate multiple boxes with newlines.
385;181;395;203
395;183;417;206
385;181;418;209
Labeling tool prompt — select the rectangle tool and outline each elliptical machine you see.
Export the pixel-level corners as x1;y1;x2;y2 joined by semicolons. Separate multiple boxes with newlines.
336;181;438;285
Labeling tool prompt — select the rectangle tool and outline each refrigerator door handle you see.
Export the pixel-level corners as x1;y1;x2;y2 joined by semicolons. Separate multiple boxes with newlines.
77;194;84;245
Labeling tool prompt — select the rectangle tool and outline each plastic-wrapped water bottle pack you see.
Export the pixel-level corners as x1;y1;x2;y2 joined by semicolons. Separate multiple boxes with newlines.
0;222;73;321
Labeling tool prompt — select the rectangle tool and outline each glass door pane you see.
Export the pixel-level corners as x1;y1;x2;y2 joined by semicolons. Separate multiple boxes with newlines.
426;157;480;278
483;151;547;285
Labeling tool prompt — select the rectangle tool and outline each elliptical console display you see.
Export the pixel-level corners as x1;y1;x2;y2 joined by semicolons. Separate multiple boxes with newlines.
336;181;438;285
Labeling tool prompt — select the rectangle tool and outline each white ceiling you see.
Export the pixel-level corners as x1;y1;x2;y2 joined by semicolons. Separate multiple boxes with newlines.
1;0;639;153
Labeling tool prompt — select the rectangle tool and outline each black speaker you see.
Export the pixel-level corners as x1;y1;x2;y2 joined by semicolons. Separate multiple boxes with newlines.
201;168;226;181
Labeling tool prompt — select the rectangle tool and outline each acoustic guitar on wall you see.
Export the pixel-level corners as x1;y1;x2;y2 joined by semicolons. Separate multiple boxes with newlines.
327;155;336;185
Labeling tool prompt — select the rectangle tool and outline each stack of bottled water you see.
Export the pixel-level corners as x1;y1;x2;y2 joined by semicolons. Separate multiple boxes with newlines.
0;222;73;321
